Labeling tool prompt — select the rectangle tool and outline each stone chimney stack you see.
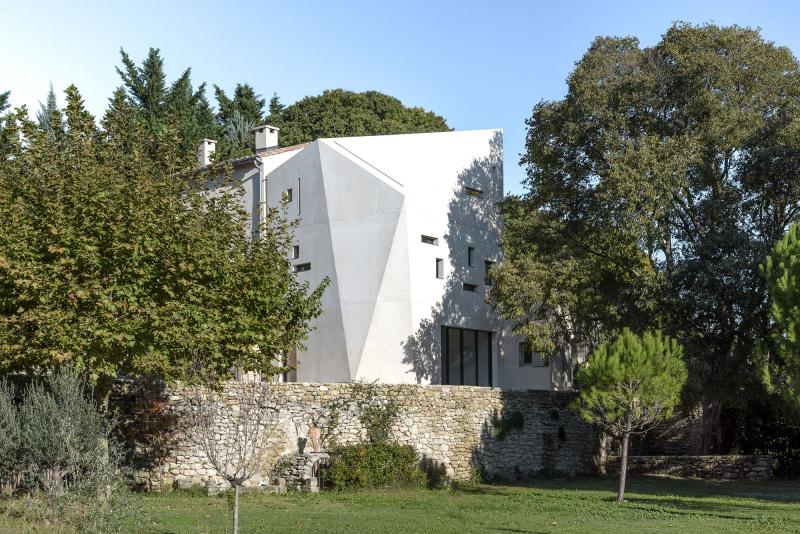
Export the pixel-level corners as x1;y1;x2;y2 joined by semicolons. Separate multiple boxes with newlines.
254;124;279;153
198;138;216;166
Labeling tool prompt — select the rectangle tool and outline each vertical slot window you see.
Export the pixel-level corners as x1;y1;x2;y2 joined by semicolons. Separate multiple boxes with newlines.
435;258;444;279
484;260;495;285
468;246;475;267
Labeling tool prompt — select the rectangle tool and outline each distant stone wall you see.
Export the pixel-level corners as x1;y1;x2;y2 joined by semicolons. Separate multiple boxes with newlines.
606;455;773;480
112;382;597;490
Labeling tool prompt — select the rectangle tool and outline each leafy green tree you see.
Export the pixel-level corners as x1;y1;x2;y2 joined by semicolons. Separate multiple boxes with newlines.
762;223;800;410
268;89;450;146
493;23;800;451
573;329;687;502
0;85;328;403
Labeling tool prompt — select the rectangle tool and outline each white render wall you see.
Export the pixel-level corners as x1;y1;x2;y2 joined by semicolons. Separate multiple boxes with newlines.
262;130;551;389
235;130;555;390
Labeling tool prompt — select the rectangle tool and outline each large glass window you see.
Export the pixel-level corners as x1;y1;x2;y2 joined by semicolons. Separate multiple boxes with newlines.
441;327;492;386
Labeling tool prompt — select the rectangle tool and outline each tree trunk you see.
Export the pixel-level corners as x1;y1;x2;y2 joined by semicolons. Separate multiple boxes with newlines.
233;484;240;534
699;399;719;454
617;432;630;503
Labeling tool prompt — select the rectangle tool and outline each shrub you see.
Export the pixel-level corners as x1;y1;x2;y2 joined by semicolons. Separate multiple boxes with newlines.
18;368;113;495
0;381;20;489
322;443;428;490
8;368;137;532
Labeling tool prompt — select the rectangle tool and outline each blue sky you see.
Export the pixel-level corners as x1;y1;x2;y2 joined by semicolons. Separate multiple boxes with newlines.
1;0;798;194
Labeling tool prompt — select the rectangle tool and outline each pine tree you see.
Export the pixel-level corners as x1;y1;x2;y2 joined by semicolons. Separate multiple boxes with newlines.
221;109;256;158
268;92;284;117
573;329;687;502
214;83;265;126
116;47;167;128
36;83;64;141
0;91;9;133
761;223;800;411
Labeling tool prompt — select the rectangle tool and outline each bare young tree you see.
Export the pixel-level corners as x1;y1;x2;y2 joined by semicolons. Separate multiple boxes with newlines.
188;375;276;534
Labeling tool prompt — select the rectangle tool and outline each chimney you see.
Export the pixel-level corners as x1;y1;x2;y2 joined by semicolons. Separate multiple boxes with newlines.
254;124;279;153
198;138;216;166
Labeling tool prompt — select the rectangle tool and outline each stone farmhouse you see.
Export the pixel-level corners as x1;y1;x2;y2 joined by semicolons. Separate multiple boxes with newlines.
200;126;580;391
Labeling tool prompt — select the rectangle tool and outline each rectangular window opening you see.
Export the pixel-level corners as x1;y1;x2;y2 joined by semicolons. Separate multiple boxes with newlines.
468;246;475;267
484;260;495;286
519;342;545;367
441;326;492;386
421;235;439;245
463;282;478;292
293;262;311;273
435;258;444;279
464;186;483;198
292;245;300;259
297;178;301;215
286;188;293;202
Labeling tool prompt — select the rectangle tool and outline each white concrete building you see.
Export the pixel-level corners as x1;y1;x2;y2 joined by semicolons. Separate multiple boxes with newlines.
204;127;576;390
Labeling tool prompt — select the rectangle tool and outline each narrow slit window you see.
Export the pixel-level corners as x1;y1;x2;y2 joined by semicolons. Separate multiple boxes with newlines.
468;246;475;267
436;258;444;279
464;186;483;198
421;235;439;245
297;178;301;215
293;262;311;273
286;188;293;202
484;260;495;285
463;282;478;292
292;245;300;259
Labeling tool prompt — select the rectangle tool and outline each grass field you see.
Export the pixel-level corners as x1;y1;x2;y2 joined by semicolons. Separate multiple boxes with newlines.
2;476;799;533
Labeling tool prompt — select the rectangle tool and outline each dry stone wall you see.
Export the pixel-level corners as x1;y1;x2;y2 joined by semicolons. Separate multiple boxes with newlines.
112;382;597;490
606;455;773;480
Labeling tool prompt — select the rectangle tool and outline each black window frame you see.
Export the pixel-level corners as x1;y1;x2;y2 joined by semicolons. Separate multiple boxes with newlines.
441;326;493;387
435;258;444;279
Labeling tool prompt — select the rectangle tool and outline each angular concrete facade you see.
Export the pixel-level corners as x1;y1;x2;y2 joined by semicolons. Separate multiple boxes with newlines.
212;129;573;390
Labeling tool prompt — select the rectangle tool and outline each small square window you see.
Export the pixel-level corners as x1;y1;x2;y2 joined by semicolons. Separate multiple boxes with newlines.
519;342;545;367
286;188;293;202
436;258;444;279
293;262;311;273
292;245;300;259
463;282;478;292
468;246;475;267
484;260;495;286
421;235;439;245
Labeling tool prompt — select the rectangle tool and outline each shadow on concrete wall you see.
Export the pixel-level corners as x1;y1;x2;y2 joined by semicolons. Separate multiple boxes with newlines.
401;132;504;384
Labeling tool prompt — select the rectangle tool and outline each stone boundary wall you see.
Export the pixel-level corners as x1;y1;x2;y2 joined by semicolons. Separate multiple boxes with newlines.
606;455;773;480
112;382;597;490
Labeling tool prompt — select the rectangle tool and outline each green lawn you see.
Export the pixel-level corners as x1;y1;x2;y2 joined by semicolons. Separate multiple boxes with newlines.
3;476;800;533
